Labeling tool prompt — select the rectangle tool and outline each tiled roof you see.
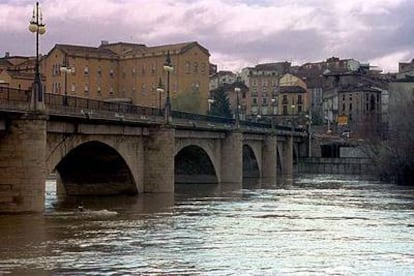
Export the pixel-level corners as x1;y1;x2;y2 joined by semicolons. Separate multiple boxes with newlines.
124;41;210;57
54;44;119;59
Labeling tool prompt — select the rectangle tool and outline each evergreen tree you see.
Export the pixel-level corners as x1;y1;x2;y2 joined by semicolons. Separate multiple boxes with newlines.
208;86;233;118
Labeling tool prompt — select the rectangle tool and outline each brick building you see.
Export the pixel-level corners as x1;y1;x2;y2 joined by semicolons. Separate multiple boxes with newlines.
43;41;210;114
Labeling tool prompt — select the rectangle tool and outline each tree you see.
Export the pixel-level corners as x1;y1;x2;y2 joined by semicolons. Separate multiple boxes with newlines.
364;88;414;185
208;86;233;118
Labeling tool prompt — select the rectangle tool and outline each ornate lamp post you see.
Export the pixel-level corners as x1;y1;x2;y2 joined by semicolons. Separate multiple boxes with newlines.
163;51;173;124
28;1;46;111
156;77;164;115
60;55;73;106
234;87;241;128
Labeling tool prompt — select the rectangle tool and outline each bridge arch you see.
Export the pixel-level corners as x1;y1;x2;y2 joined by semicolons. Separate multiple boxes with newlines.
47;135;143;195
242;144;261;178
174;144;219;184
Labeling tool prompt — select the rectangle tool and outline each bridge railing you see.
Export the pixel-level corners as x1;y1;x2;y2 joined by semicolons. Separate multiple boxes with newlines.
45;93;160;117
171;110;235;125
0;87;31;111
0;87;30;103
0;88;305;134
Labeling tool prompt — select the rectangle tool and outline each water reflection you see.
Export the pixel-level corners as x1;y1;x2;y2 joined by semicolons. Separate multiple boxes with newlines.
1;175;414;275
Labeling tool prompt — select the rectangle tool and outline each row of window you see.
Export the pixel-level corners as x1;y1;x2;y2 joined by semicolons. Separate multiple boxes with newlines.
251;79;278;87
52;61;208;78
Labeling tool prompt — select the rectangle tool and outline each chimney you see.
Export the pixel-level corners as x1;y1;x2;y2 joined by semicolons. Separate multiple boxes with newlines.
101;40;109;46
5;52;10;58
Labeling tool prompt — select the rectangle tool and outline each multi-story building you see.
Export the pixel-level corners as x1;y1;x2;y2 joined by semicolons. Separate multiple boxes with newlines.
240;62;291;117
397;59;414;79
323;71;384;136
277;73;310;116
209;70;237;91
294;57;363;124
43;41;210;114
0;53;40;89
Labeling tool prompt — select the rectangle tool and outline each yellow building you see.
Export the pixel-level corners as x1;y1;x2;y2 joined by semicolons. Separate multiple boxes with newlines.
43;41;210;114
278;73;310;115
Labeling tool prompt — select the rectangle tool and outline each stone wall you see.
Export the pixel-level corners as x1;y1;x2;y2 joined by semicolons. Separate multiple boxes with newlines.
296;157;375;175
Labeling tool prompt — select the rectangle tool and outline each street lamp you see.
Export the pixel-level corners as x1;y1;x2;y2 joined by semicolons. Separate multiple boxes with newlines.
156;77;164;115
163;51;173;124
305;113;312;157
234;87;241;128
28;1;46;111
60;55;73;106
208;98;215;112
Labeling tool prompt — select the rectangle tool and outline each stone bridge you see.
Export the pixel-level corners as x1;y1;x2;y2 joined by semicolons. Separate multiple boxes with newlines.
0;88;306;213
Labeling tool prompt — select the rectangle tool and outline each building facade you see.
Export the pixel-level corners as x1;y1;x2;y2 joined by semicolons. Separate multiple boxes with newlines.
43;41;210;114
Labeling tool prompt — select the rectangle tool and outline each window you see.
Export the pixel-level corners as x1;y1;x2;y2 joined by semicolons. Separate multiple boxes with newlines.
283;105;288;115
151;63;156;75
109;87;114;95
298;95;303;104
349;103;352;111
193;62;198;73
262;97;268;105
71;83;76;93
110;69;114;78
97;66;102;77
84;66;89;76
141;84;146;95
97;86;101;94
201;63;206;73
298;105;302;113
84;84;89;93
252;98;257;105
185;62;191;73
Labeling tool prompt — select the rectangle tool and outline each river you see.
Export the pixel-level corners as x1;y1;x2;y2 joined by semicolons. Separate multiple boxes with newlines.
0;174;413;275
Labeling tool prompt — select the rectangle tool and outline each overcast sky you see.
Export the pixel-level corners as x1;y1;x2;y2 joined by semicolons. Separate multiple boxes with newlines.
1;0;414;72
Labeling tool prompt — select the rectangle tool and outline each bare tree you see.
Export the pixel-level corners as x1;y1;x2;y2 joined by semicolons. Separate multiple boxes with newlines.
365;89;414;184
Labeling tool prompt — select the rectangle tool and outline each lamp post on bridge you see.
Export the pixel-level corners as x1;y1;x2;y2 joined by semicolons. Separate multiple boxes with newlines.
291;103;296;134
208;98;215;112
163;51;173;124
156;77;164;116
234;87;241;128
60;55;73;106
28;1;46;111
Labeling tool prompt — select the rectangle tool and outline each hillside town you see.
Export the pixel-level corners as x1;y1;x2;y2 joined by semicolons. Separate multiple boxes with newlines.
1;40;413;144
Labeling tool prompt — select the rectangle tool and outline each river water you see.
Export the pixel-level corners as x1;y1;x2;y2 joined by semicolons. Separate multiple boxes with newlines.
0;174;413;275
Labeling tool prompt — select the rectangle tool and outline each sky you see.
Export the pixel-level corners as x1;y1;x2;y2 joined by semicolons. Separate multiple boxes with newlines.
1;0;414;72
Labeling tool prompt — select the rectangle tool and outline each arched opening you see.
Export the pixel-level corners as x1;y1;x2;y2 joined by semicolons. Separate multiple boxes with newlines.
243;144;260;178
55;141;137;196
175;145;218;184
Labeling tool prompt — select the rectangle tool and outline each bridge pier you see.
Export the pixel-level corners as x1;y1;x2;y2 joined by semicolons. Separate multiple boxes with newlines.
281;135;293;177
262;134;277;180
221;131;243;183
144;126;175;192
0;114;47;213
